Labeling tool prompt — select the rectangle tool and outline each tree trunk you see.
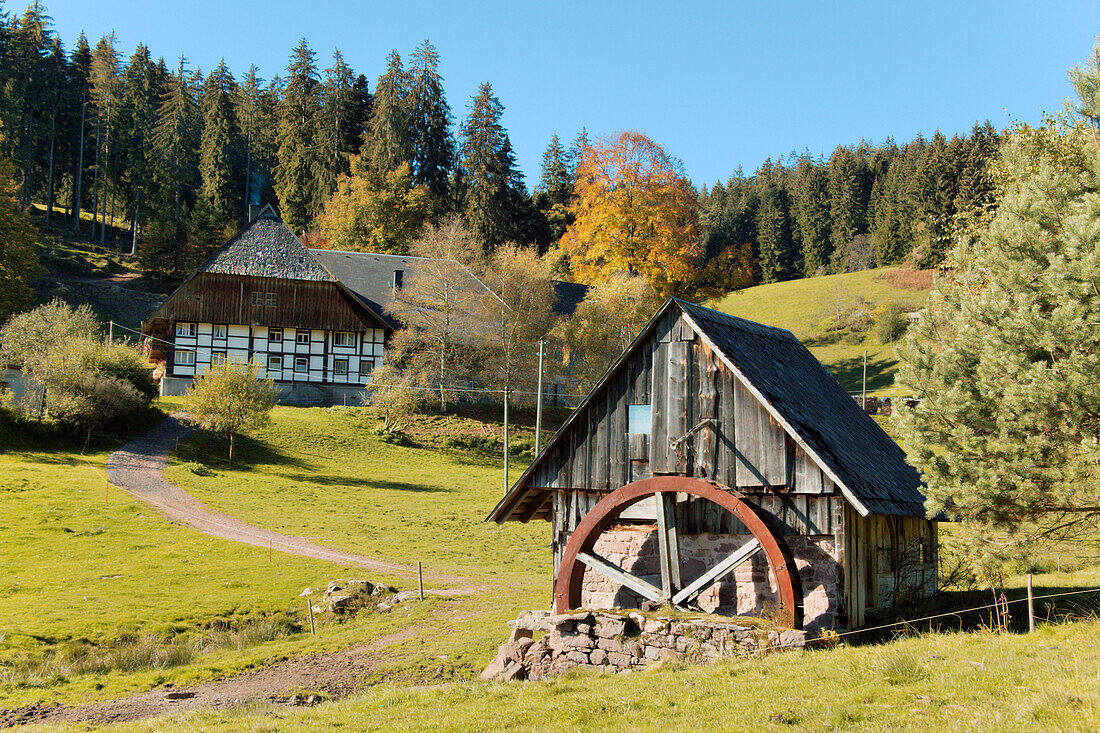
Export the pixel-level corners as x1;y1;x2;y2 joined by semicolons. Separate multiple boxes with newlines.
90;109;101;240
228;432;234;465
45;111;56;223
100;105;111;248
73;96;86;232
130;187;140;256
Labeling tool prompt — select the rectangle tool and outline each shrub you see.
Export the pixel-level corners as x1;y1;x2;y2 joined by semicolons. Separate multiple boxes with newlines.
874;302;909;343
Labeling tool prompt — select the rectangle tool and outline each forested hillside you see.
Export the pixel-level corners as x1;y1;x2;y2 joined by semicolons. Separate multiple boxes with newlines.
0;1;999;304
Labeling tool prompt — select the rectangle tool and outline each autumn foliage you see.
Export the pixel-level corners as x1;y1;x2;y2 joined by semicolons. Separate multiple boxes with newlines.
562;132;702;298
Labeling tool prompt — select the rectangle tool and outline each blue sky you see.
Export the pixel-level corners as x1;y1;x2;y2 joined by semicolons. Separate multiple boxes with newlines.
36;0;1100;187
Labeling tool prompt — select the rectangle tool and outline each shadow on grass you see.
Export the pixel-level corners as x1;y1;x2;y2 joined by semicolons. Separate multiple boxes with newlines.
825;354;898;393
283;474;452;493
175;432;308;471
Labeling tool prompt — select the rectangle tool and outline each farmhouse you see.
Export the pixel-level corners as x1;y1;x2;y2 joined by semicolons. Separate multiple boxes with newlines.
489;298;937;631
143;206;586;404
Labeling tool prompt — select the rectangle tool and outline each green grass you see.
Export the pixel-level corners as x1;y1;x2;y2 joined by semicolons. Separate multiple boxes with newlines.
712;266;934;396
83;618;1100;732
0;402;547;709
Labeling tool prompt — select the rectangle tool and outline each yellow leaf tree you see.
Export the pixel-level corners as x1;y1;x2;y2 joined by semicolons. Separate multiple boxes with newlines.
561;131;701;298
316;158;432;254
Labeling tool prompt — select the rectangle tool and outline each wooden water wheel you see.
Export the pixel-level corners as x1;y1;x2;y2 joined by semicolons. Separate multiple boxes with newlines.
553;476;803;628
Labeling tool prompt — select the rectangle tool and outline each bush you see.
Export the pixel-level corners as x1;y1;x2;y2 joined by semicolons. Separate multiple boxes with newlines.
81;342;158;401
874;302;910;344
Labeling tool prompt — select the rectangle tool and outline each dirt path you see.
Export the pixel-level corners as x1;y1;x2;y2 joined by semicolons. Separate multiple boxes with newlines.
105;413;469;589
1;625;429;728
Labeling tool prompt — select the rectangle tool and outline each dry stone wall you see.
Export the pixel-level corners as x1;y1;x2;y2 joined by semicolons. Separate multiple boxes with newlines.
481;610;807;682
580;526;841;631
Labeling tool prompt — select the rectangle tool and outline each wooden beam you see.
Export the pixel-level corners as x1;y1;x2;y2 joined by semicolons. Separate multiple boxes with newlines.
518;491;550;523
672;537;761;606
577;551;665;605
656;492;682;594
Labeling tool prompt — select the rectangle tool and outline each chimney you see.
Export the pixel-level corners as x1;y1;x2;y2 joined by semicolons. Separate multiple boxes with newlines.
248;203;265;221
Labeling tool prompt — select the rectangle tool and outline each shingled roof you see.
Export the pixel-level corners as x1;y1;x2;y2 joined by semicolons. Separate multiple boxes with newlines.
491;298;928;521
199;205;334;282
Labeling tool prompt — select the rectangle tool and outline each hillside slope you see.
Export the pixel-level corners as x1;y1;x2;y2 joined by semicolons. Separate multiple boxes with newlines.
712;267;935;395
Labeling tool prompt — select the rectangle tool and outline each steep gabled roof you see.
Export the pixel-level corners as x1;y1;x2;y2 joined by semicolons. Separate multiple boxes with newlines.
489;298;928;522
199;205;334;282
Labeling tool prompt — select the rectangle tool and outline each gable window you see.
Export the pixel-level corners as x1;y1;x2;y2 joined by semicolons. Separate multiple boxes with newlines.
251;291;264;306
268;328;283;343
628;404;652;435
393;269;404;289
175;349;196;366
333;331;355;347
212;350;227;366
267;354;283;371
175;322;196;337
294;356;309;373
212;324;227;339
296;331;311;345
333;358;349;375
266;292;277;307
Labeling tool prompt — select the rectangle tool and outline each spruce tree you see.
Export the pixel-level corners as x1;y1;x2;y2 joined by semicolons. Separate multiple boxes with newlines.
408;41;454;206
152;54;199;220
197;60;241;224
118;43;161;253
754;159;793;282
274;38;324;231
790;153;830;276
458;82;525;250
538;132;571;206
318;50;358;197
69;32;92;228
362;50;412;177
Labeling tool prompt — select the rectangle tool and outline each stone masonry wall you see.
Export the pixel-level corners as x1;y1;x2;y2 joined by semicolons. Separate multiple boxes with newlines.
580;525;840;631
481;610;808;682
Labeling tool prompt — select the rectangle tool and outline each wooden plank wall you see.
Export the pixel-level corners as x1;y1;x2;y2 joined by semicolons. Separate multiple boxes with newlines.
529;310;830;497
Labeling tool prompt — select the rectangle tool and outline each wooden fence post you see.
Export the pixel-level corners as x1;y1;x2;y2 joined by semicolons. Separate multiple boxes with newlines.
1027;573;1035;633
306;598;315;635
418;561;424;600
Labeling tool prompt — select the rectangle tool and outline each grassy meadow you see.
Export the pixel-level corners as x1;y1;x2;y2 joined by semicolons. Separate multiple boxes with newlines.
84;618;1100;732
713;266;935;396
0;402;547;709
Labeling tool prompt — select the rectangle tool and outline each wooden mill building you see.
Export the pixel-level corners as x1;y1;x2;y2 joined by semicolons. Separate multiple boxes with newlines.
489;298;937;631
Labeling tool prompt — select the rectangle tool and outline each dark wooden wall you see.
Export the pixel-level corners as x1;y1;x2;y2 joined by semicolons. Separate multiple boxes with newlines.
152;273;383;332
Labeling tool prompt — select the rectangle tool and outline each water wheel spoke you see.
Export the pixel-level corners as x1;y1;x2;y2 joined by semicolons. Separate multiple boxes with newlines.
576;551;665;605
672;537;762;606
654;491;681;600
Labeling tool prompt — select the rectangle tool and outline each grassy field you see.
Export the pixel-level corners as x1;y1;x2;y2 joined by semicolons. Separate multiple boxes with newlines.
713;266;935;395
77;618;1100;732
0;403;547;710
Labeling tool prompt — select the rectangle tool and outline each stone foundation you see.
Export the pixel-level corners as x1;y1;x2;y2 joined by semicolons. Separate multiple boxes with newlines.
580;525;841;631
481;609;807;682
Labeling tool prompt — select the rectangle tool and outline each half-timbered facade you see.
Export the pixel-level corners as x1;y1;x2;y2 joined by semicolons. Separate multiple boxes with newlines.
144;206;394;404
489;299;938;631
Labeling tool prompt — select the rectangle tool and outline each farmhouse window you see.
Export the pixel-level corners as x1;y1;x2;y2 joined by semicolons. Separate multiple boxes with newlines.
393;269;404;289
362;359;374;375
266;292;277;307
175;349;196;366
628;404;652;435
333;331;355;347
251;291;263;306
296;331;311;345
267;354;282;371
333;358;349;375
212;350;227;366
269;328;283;343
212;324;227;339
294;356;309;373
175;322;196;337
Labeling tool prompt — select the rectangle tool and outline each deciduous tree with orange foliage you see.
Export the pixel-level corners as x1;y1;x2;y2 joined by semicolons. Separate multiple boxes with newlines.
561;131;702;298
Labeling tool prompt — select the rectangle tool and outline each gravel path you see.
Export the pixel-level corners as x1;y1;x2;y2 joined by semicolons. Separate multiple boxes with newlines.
105;413;470;587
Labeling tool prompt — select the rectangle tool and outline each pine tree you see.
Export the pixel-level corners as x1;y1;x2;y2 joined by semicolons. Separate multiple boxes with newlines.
198;60;242;223
69;32;92;229
89;33;121;245
408;41;454;206
118;43;162;253
237;64;279;214
790;153;830;276
458;82;525;250
274;38;324;231
754;159;793;282
152;54;199;220
538;132;571;206
363;50;413;178
318;50;358;197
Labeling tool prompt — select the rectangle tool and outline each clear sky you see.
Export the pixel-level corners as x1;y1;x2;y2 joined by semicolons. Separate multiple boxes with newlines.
34;0;1100;187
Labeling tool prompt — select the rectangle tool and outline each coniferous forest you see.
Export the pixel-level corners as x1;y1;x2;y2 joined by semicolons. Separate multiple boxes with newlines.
0;2;999;293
